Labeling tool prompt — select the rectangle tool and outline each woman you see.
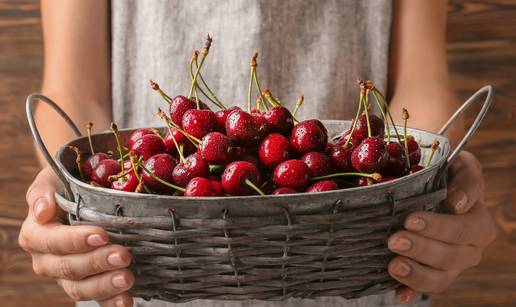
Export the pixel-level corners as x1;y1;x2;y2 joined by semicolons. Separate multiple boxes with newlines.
20;0;496;306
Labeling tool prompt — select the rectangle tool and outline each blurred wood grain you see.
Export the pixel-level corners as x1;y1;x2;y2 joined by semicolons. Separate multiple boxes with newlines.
0;0;515;306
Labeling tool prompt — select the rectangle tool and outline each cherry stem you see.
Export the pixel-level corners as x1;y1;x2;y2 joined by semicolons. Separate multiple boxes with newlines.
256;97;261;112
247;61;254;113
292;95;304;123
170;127;186;163
194;56;226;109
108;169;132;182
311;172;382;182
244;179;265;196
362;89;372;138
262;88;281;108
150;128;165;142
188;35;212;102
344;92;364;148
368;91;390;143
149;80;172;104
251;53;268;112
130;154;151;193
188;54;223;109
209;164;225;173
426;140;440;167
67;146;85;181
157;108;200;147
110;123;125;175
402;108;411;168
138;161;186;192
371;88;404;145
86;122;95;155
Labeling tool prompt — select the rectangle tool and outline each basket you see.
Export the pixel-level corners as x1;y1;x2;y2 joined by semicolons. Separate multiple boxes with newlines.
26;86;492;303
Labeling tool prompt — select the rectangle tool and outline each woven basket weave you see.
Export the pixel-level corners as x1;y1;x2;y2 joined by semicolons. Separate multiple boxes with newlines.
26;86;492;303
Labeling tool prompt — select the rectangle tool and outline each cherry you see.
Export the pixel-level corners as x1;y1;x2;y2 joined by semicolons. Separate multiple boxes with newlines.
111;170;140;192
351;136;388;173
304;119;328;138
199;132;232;165
356;177;374;187
141;153;178;193
301;151;333;177
289;120;327;155
215;106;240;132
306;180;338;193
383;142;406;176
129;129;155;148
329;144;354;172
131;134;166;160
82;152;109;181
169;95;197;127
273;159;310;191
182;109;217;139
252;111;271;136
271;187;297;195
210;180;224;196
406;136;421;166
184;177;216;197
221;161;262;195
91;159;120;187
264;106;293;136
172;153;209;187
406;165;424;175
225;109;260;145
325;142;334;153
352;113;385;143
258;133;291;169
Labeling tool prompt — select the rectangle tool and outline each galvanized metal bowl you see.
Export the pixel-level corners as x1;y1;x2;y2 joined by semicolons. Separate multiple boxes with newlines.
26;86;492;303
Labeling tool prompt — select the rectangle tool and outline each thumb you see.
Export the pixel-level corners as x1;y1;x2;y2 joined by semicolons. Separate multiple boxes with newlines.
26;167;62;224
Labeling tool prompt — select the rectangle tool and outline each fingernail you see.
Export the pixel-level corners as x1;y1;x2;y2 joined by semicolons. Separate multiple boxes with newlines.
115;298;126;307
389;236;412;252
453;190;468;212
87;234;107;247
392;261;411;277
405;216;426;231
112;274;129;288
33;198;48;221
108;253;126;266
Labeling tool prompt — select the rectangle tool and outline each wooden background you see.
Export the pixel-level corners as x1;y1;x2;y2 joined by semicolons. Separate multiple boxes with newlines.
1;0;515;306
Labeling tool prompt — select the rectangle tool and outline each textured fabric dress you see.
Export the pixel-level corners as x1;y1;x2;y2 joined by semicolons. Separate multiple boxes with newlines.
79;1;431;306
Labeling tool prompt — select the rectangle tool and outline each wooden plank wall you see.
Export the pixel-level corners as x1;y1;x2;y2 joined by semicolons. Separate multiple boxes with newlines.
0;1;514;306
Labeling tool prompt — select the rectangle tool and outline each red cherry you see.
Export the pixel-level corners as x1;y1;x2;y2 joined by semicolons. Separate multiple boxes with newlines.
142;153;178;193
123;159;134;170
111;171;139;192
406;165;424;174
289;120;327;155
221;161;261;195
169;95;196;127
258;133;291;169
406;136;421;166
199;132;232;165
184;177;216;197
225;109;260;145
304;119;328;138
271;187;297;195
82;152;109;181
182;109;217;139
301;151;333;177
273;159;310;191
91;159;120;187
131;134;166;160
163;128;185;155
329;145;354;172
129;129;155;148
383;142;406;176
210;180;224;196
325;142;334;153
172;154;209;187
356;177;374;187
306;180;338;193
215;106;241;132
264;106;294;136
351;136;388;173
252;112;271;136
352;114;385;143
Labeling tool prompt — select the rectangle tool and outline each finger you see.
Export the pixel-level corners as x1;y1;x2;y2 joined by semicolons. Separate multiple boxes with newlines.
32;244;131;280
57;269;134;301
389;256;456;293
98;292;134;307
404;204;496;246
388;230;481;271
445;151;484;214
19;219;108;254
26;170;59;224
395;286;421;304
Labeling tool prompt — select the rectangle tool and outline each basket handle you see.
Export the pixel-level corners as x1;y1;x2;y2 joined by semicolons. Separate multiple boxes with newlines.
438;85;493;164
26;93;82;200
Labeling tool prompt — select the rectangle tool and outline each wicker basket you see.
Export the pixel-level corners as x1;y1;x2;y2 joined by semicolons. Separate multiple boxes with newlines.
26;86;492;303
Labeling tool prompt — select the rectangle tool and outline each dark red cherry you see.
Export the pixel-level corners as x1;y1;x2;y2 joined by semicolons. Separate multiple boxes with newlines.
252;112;271;136
129;129;155;148
258;133;291;169
306;180;338;193
163;128;185;155
304;119;328;138
215;106;240;132
406;136;421;166
91;159;120;187
289;120;327;155
329;144;355;172
271;187;297;195
356;177;374;187
82;152;109;181
169;95;197;127
111;171;139;192
131;134;166;160
199;132;232;165
264;106;294;136
383;142;406;176
141;153;177;193
353;114;385;143
273;159;310;191
184;177;215;197
301;151;333;177
225;109;260;145
172;153;209;187
325;142;334;153
406;165;424;175
210;180;224;196
221;161;261;196
351;136;388;173
182;109;217;139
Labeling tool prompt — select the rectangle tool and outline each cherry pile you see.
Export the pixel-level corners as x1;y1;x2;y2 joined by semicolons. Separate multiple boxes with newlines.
69;36;440;197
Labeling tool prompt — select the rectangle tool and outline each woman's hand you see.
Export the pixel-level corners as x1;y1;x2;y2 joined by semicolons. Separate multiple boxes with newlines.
19;167;134;307
388;151;496;303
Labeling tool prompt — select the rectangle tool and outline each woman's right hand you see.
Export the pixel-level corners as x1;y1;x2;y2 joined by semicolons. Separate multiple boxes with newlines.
19;167;135;307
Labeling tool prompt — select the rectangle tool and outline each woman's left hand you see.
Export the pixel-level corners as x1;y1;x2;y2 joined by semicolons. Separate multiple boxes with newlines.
387;151;497;303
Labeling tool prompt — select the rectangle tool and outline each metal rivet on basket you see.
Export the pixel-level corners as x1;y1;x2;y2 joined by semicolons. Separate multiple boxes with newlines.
222;209;240;288
167;208;184;288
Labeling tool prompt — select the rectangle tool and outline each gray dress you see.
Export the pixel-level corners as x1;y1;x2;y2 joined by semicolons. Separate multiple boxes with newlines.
79;1;430;306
